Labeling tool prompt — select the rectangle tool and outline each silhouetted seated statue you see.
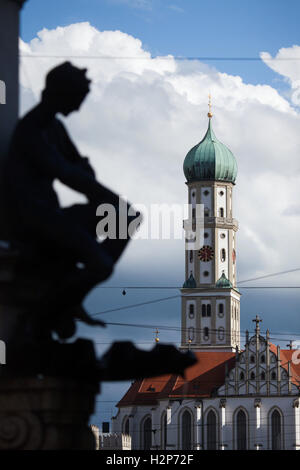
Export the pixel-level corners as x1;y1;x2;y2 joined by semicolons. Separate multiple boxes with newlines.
0;62;196;382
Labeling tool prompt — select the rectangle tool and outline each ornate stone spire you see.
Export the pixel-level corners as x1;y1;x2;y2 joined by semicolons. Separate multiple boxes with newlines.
208;93;213;119
252;315;262;337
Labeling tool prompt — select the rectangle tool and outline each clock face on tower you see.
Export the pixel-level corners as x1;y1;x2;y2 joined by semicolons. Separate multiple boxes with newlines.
198;245;214;262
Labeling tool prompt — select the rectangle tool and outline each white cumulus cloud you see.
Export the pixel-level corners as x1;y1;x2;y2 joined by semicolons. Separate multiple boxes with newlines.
19;22;300;285
261;45;300;106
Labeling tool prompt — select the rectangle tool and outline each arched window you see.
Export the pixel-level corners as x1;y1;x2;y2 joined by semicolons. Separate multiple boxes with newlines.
218;327;225;341
240;372;245;381
261;354;265;363
271;410;282;450
207;304;211;317
202;304;207;317
189;304;195;318
220;249;226;262
181;410;192;450
189;251;193;262
123;417;130;435
219;207;224;218
188;327;195;342
218;303;224;314
161;413;167;450
203;327;209;340
207;410;217;450
271;371;277;380
142;416;152;450
261;371;266;381
250;355;255;363
236;410;247;450
192;208;196;219
250;372;255;380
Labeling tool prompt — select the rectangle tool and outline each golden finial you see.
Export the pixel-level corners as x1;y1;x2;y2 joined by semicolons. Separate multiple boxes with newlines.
155;328;160;343
208;93;213;119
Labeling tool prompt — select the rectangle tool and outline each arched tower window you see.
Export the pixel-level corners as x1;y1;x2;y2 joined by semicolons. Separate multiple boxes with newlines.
201;305;207;317
189;250;193;262
123;417;130;435
220;249;226;262
207;410;217;450
142;416;152;450
203;327;209;340
189;304;195;318
261;354;265;364
271;410;282;450
181;410;192;450
219;207;224;218
236;410;247;450
207;304;211;317
218;303;224;314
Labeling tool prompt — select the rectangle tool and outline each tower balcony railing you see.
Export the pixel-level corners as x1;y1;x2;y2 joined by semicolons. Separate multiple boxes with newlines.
205;216;238;229
183;217;238;230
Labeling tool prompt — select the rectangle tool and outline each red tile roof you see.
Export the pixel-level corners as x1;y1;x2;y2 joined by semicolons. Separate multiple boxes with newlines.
117;351;236;407
117;346;300;407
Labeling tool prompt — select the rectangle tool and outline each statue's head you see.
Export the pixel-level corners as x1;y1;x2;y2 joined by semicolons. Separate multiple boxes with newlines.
42;62;91;115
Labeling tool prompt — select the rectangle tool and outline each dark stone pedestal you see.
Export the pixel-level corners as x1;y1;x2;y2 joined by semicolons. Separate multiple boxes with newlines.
0;377;98;449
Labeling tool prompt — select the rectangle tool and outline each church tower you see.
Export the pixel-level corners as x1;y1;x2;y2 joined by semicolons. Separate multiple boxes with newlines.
181;99;240;352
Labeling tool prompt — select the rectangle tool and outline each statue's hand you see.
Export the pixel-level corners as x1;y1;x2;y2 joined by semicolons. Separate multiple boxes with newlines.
80;157;96;178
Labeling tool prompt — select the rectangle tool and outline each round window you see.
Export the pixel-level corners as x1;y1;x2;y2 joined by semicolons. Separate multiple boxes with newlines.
203;190;209;196
220;233;226;239
203;271;209;277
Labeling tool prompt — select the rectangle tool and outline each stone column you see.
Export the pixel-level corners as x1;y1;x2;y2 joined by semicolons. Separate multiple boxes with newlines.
194;404;202;450
219;399;226;450
254;399;262;450
0;377;98;450
293;399;300;450
165;403;177;450
0;0;27;161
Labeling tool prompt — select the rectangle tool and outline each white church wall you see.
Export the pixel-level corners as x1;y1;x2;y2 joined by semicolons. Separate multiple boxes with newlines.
217;229;229;279
186;300;196;344
216;186;227;218
200;187;212;215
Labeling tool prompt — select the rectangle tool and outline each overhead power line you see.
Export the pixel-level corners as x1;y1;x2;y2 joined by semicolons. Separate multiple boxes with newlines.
19;54;300;61
90;294;180;317
95;268;300;291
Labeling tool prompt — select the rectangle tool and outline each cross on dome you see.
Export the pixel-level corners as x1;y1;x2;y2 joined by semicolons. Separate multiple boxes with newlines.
252;315;262;335
208;93;213;119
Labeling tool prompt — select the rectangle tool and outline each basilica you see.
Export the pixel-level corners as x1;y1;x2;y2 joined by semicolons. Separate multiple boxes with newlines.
111;107;300;451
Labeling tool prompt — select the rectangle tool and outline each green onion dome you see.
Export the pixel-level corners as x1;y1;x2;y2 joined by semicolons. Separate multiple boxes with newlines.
183;272;196;288
216;272;233;288
183;118;237;184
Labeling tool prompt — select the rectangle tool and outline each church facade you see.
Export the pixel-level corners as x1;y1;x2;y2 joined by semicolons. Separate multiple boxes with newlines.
111;108;300;450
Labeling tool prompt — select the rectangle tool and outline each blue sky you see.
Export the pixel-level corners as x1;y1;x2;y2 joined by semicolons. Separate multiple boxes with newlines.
21;0;300;86
18;0;300;427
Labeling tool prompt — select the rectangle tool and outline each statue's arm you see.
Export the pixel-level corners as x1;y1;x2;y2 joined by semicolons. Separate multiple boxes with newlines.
26;124;119;205
55;119;96;178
